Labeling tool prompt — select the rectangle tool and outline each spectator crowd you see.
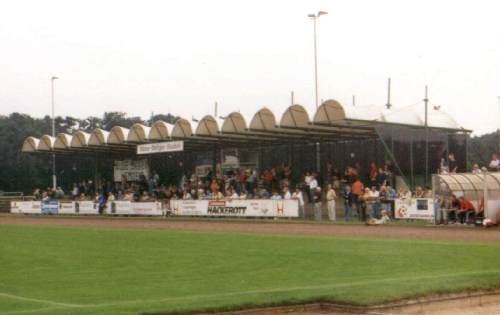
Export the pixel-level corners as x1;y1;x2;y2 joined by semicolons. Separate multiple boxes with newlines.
29;152;500;227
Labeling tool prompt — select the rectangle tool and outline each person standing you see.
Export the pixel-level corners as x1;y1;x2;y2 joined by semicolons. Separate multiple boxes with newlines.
343;184;353;221
292;187;305;219
308;174;318;203
326;184;337;221
313;186;322;221
370;186;381;219
351;178;364;219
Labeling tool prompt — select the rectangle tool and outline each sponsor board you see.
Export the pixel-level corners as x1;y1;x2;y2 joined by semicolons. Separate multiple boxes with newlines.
10;201;42;214
41;200;59;214
59;202;76;214
394;198;434;220
113;159;150;182
137;141;184;155
76;201;99;214
106;201;163;216
169;199;299;217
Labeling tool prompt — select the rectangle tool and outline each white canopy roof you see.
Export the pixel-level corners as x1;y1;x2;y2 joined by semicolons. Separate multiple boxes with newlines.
108;126;130;144
38;135;56;151
70;131;90;147
22;137;40;152
128;123;151;142
21;99;467;153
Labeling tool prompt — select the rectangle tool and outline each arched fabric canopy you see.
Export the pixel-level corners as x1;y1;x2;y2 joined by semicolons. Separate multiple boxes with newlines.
108;126;130;144
70;131;90;148
221;112;247;134
128;124;151;142
22;137;40;152
249;107;276;131
171;118;192;138
382;107;424;126
38;135;56;151
149;120;174;140
89;128;110;146
426;109;461;130
280;105;310;128
195;115;219;136
315;100;384;125
54;133;73;149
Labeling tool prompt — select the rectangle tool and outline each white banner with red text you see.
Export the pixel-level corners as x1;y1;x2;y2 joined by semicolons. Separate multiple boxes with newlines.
106;201;163;216
168;199;299;217
394;197;434;220
10;201;42;214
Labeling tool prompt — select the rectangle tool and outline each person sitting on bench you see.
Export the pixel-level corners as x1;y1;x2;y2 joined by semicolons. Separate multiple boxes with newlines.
457;196;475;224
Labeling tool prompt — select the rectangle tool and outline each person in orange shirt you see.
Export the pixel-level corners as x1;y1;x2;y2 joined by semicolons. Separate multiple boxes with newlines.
457;196;475;224
351;178;364;221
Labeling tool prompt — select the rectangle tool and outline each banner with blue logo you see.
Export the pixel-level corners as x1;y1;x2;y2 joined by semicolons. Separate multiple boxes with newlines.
41;200;59;214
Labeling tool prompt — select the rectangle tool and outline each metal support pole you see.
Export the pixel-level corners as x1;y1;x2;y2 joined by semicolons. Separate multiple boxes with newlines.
51;76;58;189
424;85;429;187
316;142;320;173
312;17;319;109
409;131;414;188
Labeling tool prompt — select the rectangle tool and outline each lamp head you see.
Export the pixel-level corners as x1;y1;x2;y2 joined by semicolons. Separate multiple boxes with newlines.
318;11;328;16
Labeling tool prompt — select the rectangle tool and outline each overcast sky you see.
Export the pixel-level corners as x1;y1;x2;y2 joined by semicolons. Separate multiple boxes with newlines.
0;0;499;135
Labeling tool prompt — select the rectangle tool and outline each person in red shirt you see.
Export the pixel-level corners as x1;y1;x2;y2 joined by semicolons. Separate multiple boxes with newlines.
457;196;475;224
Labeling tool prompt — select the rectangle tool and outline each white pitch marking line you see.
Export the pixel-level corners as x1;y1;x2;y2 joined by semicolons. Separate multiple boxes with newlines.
85;268;500;309
2;268;499;312
0;292;83;308
2;306;68;315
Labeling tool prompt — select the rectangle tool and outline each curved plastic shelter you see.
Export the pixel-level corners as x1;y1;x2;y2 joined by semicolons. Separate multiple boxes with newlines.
221;112;247;134
249;107;276;131
280;105;310;128
54;133;73;149
88;128;110;146
21;137;40;152
171;118;193;138
108;126;130;144
128;123;151;143
149;120;174;140
433;172;500;220
195;115;219;136
37;135;56;151
70;131;90;148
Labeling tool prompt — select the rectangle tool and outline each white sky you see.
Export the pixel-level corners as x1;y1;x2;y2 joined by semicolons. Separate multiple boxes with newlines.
0;0;499;135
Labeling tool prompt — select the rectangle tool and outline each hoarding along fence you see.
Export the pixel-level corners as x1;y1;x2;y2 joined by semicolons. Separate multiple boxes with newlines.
10;199;300;218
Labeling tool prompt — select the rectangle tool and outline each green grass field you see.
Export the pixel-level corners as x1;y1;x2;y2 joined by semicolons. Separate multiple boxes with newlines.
1;225;500;315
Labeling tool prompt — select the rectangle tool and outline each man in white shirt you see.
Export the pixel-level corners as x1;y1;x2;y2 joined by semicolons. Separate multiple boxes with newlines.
292;188;305;218
326;184;337;221
283;187;292;200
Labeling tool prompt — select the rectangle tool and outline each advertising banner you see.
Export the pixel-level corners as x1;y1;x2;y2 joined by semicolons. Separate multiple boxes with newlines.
76;201;99;214
106;201;163;216
113;159;150;182
41;200;59;214
10;201;42;214
137;141;184;155
169;199;299;217
59;202;76;214
394;198;434;220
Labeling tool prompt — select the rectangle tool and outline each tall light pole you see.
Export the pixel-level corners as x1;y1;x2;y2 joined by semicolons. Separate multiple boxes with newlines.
51;76;58;189
308;11;328;110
